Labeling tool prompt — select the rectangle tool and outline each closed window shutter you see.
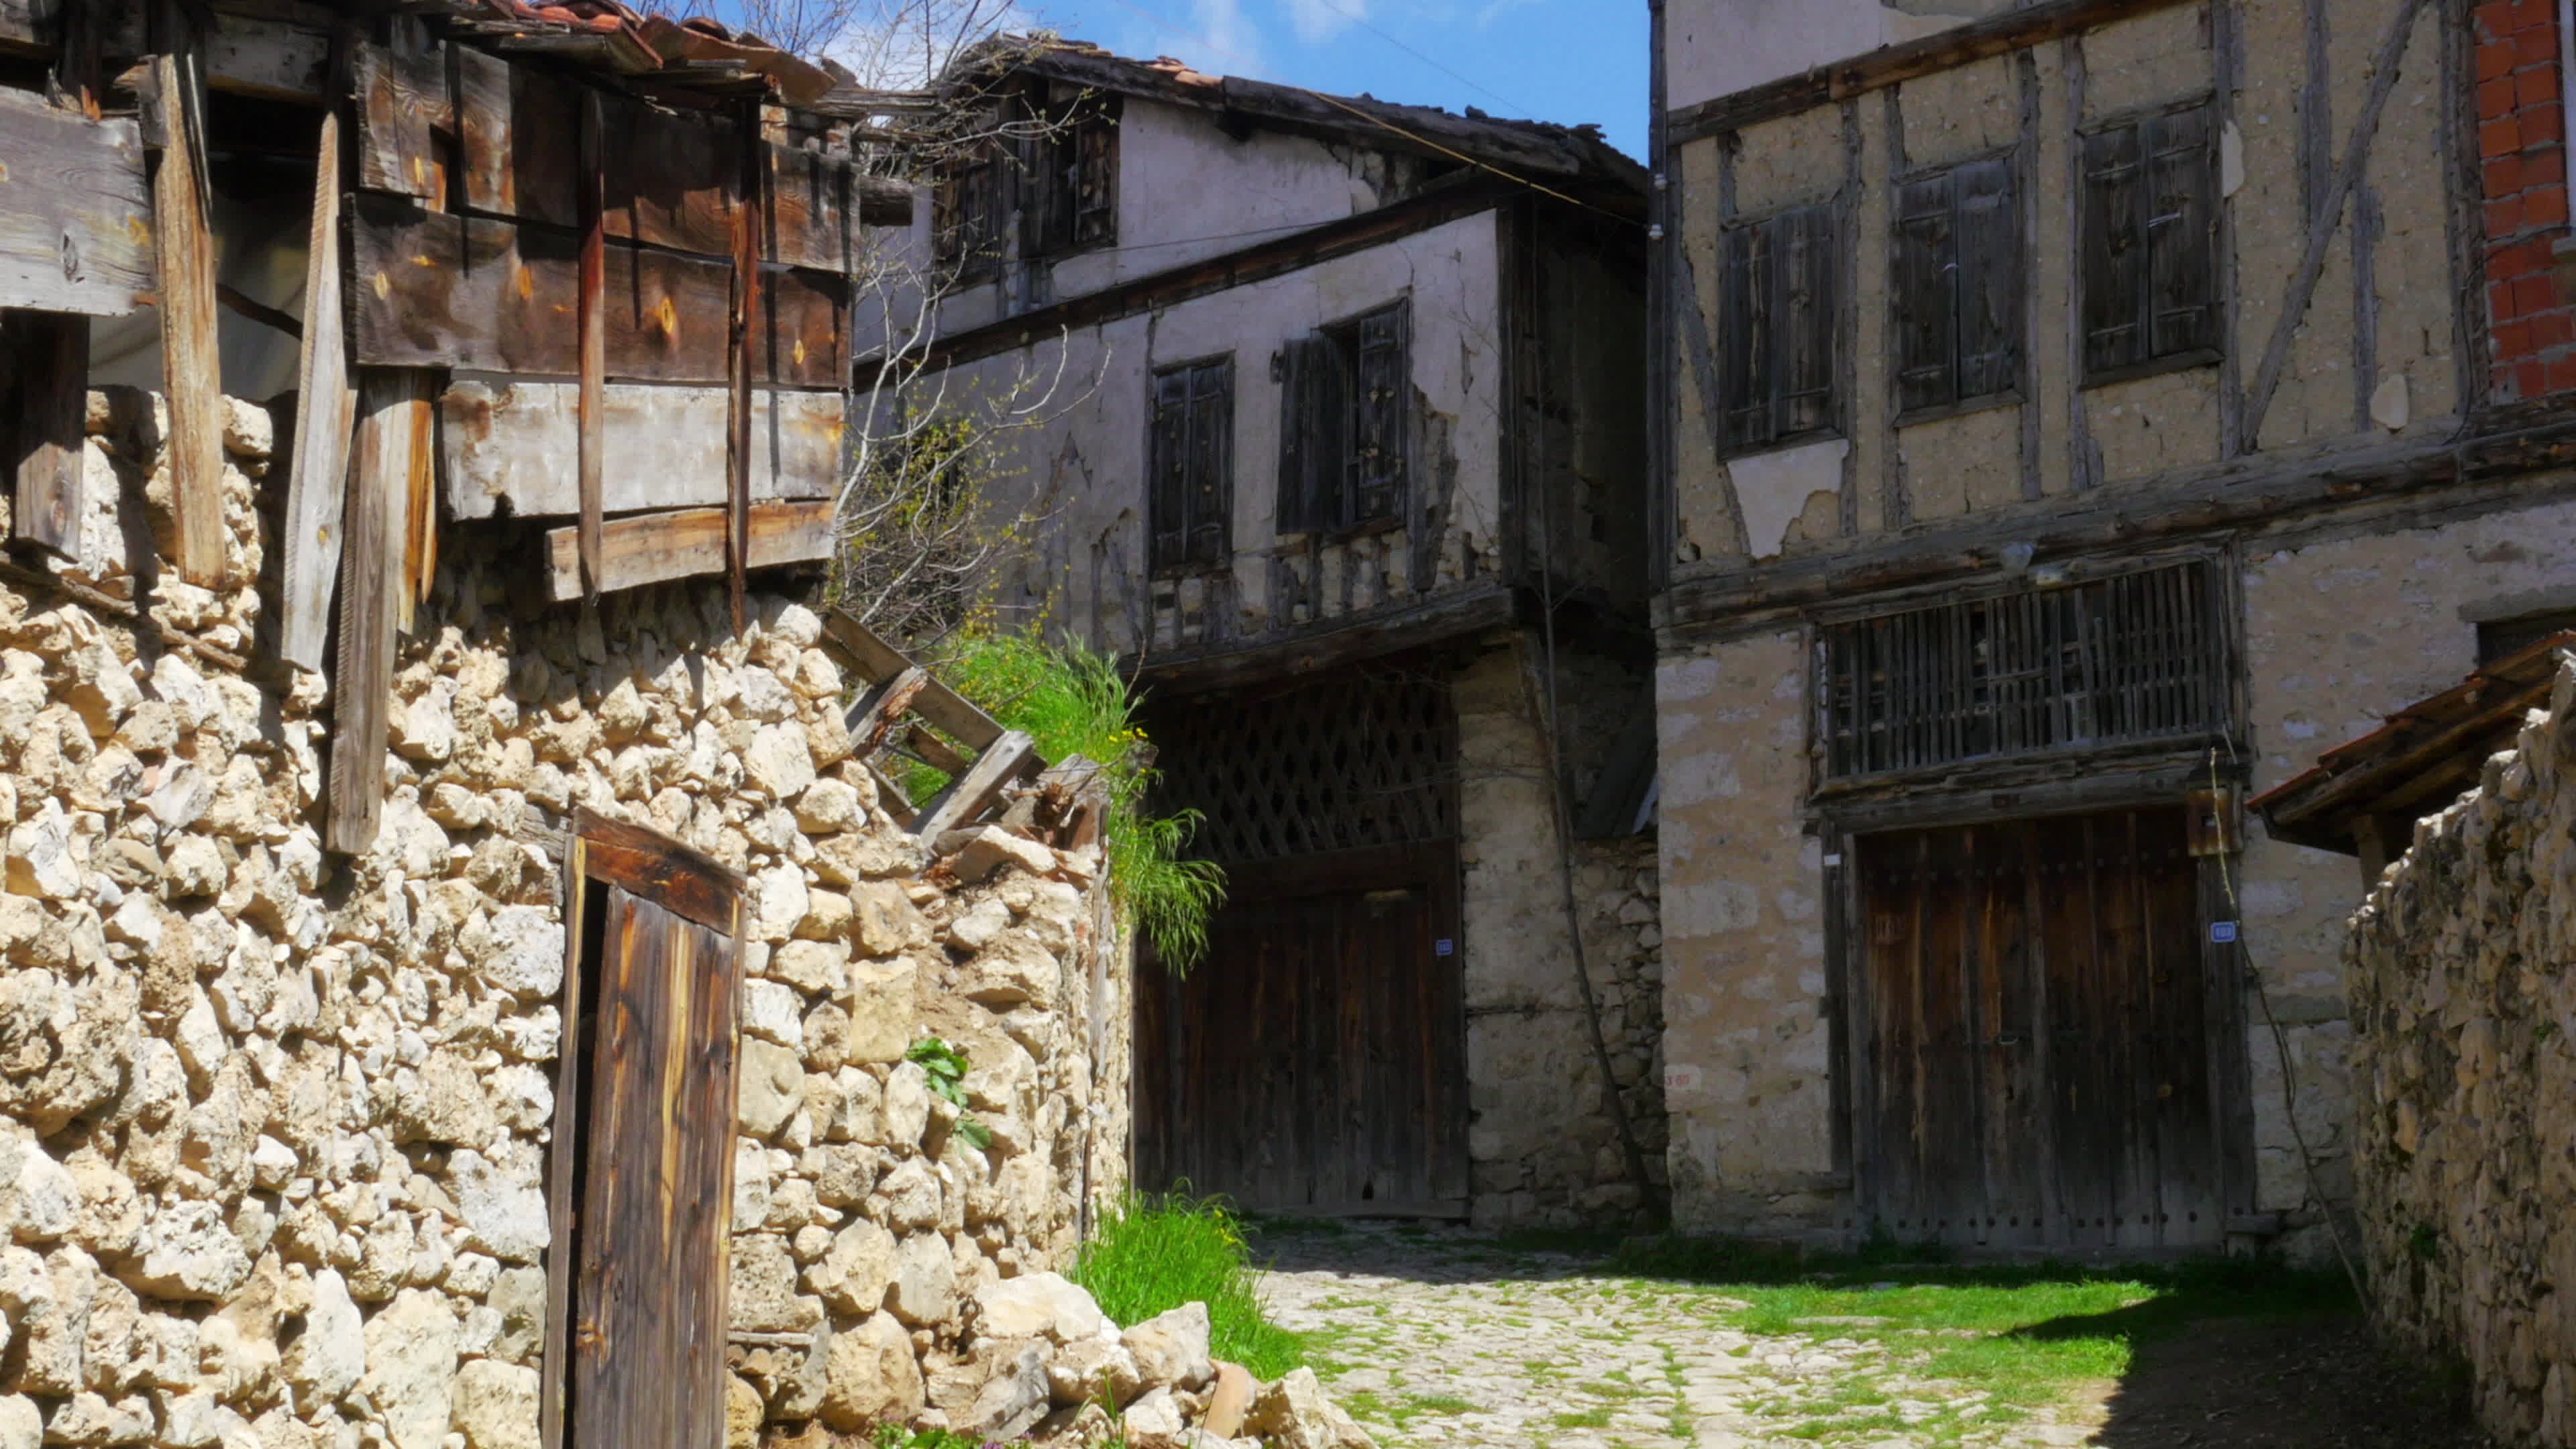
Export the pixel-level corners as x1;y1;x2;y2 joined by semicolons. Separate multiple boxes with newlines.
932;170;961;266
1185;360;1232;566
1276;335;1347;533
1074;111;1118;249
1350;304;1409;523
1719;223;1773;449
1894;172;1959;415
1954;156;2021;399
2144;107;2217;358
1149;369;1192;570
2082;125;2146;374
1776;205;1837;437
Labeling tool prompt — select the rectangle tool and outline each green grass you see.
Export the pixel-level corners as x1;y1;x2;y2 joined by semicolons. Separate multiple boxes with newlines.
1065;1192;1305;1380
1607;1237;2356;1446
908;631;1226;969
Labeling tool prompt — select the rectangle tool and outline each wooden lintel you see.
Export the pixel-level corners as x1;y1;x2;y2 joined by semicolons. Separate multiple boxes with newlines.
278;105;353;672
537;500;835;603
1663;0;2202;145
570;808;745;933
146;40;227;587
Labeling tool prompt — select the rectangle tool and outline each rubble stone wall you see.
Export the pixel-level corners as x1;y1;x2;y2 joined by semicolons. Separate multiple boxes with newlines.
0;388;1155;1449
2347;653;2576;1446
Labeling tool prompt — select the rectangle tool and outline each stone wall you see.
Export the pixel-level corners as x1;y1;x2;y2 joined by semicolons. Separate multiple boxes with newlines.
0;387;1303;1449
2347;651;2576;1446
1453;645;1666;1228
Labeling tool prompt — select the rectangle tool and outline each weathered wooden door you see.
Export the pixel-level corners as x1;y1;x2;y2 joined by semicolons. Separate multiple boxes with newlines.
545;815;744;1449
1136;852;1470;1218
1856;805;2228;1251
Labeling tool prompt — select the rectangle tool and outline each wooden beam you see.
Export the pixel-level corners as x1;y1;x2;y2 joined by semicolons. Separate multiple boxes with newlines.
347;196;850;387
724;97;762;632
0;88;150;315
845;664;927;752
438;380;842;520
570;808;747;934
2237;0;2428;451
902;722;970;777
145;39;226;586
1663;0;2202;145
327;370;423;854
576;88;605;601
536;500;835;603
396;369;436;633
1130;580;1518;698
818;608;1004;753
278;105;353;672
910;729;1038;840
4;312;87;557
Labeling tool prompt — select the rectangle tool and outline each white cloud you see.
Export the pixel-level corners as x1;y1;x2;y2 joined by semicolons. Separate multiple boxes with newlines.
1472;0;1538;27
1285;0;1362;46
1190;0;1268;70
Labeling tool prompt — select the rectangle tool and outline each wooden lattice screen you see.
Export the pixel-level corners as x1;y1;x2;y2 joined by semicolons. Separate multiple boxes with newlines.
1820;560;2228;779
1150;668;1454;865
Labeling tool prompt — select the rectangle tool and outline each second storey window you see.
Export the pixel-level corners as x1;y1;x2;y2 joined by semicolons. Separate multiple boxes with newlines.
1719;203;1838;452
2080;103;2219;380
1894;155;2022;417
933;92;1119;277
1023;96;1120;260
1150;358;1235;573
1277;301;1410;534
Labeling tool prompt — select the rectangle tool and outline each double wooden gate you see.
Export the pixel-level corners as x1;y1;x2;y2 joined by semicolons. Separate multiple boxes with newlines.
1136;663;1469;1218
1851;804;2245;1252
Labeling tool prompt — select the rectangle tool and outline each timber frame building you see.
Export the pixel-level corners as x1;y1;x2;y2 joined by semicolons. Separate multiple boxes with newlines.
1650;0;2576;1255
907;42;1671;1226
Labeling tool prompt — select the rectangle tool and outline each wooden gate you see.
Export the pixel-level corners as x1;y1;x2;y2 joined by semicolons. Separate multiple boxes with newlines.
1136;663;1468;1218
543;814;744;1449
1853;804;2237;1251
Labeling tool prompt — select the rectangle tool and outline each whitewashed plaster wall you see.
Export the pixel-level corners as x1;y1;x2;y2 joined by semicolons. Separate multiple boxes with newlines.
948;211;1508;652
1664;0;2006;113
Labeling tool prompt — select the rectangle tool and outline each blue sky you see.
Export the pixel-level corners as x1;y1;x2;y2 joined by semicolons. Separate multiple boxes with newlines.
1033;0;1648;158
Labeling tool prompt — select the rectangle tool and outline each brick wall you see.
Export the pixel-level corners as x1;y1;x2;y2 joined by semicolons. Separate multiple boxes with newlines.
2480;0;2576;400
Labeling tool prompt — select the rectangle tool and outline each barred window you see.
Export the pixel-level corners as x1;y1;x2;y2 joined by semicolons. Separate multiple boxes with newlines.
1820;561;2229;780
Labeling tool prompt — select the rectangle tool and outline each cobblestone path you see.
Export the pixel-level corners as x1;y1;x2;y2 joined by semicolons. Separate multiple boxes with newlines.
1255;1222;2100;1449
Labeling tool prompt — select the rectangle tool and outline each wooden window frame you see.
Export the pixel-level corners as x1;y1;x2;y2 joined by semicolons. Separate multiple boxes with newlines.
931;118;1010;283
1717;201;1840;455
1276;298;1412;538
2079;98;2222;388
1022;93;1120;262
1892;149;2025;425
1148;354;1235;577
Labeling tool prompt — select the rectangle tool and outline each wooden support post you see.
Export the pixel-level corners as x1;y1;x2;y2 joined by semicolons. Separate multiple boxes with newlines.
279;106;354;671
146;27;227;586
6;312;87;557
574;87;605;602
724;97;764;633
327;370;431;854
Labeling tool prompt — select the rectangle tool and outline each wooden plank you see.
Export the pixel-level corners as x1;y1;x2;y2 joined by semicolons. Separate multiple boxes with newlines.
325;371;419;853
439;380;842;520
0;88;150;316
5;312;87;557
146;43;227;587
347;196;849;386
819;608;1005;753
278;106;353;671
902;722;969;777
203;19;329;103
576;89;605;601
538;843;590;1449
572;808;747;934
572;887;737;1449
354;38;447;201
724;102;761;631
910;729;1038;840
537;500;835;603
398;369;435;632
845;665;927;753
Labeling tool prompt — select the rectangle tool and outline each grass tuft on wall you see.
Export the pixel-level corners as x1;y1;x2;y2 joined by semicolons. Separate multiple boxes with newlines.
1066;1193;1305;1381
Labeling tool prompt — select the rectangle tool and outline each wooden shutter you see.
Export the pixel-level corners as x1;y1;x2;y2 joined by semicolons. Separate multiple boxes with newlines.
1185;359;1232;566
1776;205;1837;438
1276;335;1347;533
1953;156;2021;400
1149;368;1193;571
1350;304;1408;524
1718;222;1774;449
2143;107;2217;359
2081;124;2145;375
1892;171;1959;415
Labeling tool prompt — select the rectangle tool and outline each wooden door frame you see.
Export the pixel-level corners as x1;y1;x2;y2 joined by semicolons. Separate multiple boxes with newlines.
539;810;748;1449
1821;780;2255;1254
